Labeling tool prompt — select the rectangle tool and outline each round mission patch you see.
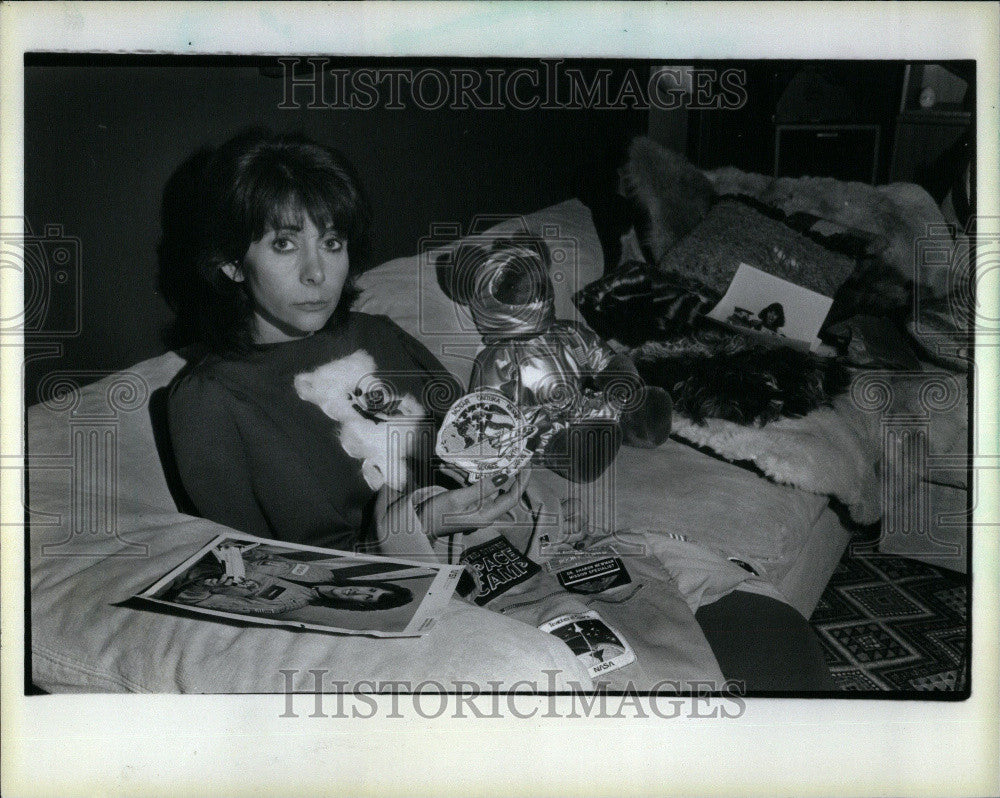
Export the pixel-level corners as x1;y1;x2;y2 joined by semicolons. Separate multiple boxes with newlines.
436;388;535;480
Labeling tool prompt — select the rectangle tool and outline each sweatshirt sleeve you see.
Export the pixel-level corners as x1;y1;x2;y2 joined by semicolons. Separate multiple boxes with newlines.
167;371;272;537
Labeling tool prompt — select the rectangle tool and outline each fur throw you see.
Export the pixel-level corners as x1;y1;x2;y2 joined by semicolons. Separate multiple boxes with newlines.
575;262;849;425
668;369;968;526
670;392;882;525
630;334;850;426
618;136;716;265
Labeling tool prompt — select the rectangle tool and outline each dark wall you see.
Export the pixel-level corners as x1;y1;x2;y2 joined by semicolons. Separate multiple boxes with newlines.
24;58;646;405
686;61;905;181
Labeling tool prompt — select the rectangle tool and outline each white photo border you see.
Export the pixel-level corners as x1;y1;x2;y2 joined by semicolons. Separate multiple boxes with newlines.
2;2;997;797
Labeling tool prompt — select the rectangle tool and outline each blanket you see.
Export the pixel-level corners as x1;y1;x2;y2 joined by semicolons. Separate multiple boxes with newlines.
706;167;957;295
666;367;968;526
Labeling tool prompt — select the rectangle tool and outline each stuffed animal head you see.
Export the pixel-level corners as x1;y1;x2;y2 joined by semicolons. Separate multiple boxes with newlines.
436;235;556;340
294;351;427;491
293;350;424;424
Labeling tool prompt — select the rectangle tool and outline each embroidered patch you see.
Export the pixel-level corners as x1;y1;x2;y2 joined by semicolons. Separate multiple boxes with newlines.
556;557;632;594
460;535;540;606
539;610;636;677
436;389;534;480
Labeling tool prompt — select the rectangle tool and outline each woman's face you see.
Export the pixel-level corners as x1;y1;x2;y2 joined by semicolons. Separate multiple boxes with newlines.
227;212;350;344
315;584;391;605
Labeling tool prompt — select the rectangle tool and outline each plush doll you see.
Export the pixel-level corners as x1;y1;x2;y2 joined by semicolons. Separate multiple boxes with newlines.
436;235;673;483
294;350;427;492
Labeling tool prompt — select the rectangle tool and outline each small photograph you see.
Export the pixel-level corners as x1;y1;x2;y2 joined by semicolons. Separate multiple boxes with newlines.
540;611;637;677
137;534;463;637
709;263;835;350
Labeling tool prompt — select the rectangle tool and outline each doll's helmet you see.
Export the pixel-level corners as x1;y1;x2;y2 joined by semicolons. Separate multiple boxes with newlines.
437;236;556;340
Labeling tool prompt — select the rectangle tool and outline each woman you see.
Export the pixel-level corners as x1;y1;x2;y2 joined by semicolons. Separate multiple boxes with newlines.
758;302;786;334
161;128;834;691
165;562;414;615
162;128;531;554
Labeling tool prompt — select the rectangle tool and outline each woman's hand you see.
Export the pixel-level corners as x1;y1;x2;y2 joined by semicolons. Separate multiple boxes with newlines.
415;468;531;539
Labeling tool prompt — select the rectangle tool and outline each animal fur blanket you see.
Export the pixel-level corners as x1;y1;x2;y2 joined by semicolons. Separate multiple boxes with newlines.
706;167;956;295
666;367;968;526
671;394;882;525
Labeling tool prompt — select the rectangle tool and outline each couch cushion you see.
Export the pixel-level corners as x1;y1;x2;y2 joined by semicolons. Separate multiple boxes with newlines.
28;512;595;693
658;198;857;299
27;351;188;517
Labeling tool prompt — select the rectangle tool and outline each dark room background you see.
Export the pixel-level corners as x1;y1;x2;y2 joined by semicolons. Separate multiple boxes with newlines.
23;57;648;405
23;57;960;404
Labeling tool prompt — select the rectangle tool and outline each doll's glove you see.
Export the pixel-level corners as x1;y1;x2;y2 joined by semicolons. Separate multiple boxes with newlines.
619;385;672;449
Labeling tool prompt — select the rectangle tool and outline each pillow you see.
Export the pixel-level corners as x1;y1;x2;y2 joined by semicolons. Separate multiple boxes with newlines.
723;194;879;262
27;355;595;692
352;199;604;387
657;197;857;298
574;260;721;347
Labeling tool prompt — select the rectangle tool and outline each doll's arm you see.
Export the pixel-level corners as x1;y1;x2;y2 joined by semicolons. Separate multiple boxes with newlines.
594;351;672;449
576;328;673;450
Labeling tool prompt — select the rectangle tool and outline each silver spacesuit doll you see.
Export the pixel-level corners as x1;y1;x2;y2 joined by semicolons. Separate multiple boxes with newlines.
438;235;673;483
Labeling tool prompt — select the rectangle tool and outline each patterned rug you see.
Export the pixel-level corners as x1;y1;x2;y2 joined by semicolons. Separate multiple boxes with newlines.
810;546;969;693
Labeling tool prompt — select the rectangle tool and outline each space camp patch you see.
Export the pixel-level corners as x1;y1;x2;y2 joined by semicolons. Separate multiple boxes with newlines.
554;556;632;595
459;535;540;606
539;610;636;678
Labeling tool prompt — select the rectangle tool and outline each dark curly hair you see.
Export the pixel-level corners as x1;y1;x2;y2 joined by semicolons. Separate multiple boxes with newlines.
758;302;785;331
158;128;372;354
310;581;414;612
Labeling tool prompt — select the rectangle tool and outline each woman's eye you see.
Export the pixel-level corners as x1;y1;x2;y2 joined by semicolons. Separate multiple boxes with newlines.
323;236;344;252
271;237;296;252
